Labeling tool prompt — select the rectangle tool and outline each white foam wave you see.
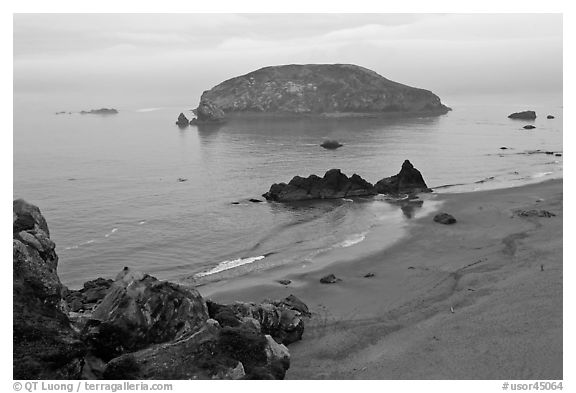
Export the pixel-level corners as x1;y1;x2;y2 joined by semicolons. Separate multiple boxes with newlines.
138;221;147;225
532;171;553;178
195;255;266;278
337;232;367;248
104;228;118;238
136;107;164;113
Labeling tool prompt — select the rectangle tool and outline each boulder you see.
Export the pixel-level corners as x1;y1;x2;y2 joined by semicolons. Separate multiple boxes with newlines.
175;113;189;127
433;213;457;225
320;140;343;149
13;200;86;379
64;277;114;312
508;110;536;120
83;267;209;360
191;99;226;123
320;274;341;284
375;160;432;195
263;169;376;202
523;125;536;129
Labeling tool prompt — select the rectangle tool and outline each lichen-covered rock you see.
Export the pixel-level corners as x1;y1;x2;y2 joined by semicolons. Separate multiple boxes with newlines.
375;160;432;195
263;169;376;202
13;199;86;379
84;267;209;360
199;64;450;115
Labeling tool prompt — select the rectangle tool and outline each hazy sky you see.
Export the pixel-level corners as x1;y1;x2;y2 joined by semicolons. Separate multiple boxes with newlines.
13;13;563;109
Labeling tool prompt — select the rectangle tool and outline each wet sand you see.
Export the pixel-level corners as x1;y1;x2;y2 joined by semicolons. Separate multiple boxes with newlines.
199;179;563;379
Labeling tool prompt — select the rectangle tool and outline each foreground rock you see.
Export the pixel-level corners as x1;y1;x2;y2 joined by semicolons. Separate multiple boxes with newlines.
198;64;450;116
433;213;457;225
263;169;376;202
508;110;536;120
375;160;432;195
176;112;190;127
191;99;226;124
80;108;118;115
13;199;86;379
14;200;309;380
320;140;343;149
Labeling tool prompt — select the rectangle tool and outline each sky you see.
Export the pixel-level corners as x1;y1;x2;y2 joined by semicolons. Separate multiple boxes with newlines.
13;13;563;109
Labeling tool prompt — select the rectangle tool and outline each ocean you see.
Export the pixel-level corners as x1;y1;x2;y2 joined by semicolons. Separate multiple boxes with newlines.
13;95;563;288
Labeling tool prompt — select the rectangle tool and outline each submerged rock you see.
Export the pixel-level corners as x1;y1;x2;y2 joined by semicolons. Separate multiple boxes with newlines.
176;113;189;127
433;213;457;225
263;169;376;202
508;110;536;120
13;199;86;379
375;160;431;195
320;140;343;149
198;64;450;115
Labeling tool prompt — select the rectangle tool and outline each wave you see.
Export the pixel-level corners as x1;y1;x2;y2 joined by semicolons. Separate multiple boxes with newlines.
194;255;266;278
135;107;164;113
336;232;367;248
532;171;553;178
64;239;95;250
104;228;118;238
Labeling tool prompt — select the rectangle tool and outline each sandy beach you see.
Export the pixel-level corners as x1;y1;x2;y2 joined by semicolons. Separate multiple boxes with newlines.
199;179;563;379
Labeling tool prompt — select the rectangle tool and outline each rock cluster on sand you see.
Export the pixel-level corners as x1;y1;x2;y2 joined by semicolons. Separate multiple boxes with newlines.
374;160;432;195
263;169;377;202
197;64;450;116
13;200;309;380
508;110;536;120
176;112;190;127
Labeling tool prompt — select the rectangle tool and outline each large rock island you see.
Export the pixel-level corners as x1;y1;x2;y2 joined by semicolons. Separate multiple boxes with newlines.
197;64;450;116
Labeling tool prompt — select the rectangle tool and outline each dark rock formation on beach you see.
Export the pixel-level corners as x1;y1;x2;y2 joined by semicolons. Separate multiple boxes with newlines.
375;160;432;195
13;200;309;380
176;113;189;127
263;169;377;202
433;213;457;225
13;199;86;379
320;274;342;284
547;115;555;119
198;64;451;116
523;125;536;129
80;108;118;115
320;140;343;149
508;110;536;120
191;99;226;124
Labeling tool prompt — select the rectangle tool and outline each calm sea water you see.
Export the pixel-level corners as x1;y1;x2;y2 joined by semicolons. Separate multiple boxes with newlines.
13;96;563;288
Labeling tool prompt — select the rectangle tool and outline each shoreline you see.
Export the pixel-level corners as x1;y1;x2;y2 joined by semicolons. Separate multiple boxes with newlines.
198;178;563;379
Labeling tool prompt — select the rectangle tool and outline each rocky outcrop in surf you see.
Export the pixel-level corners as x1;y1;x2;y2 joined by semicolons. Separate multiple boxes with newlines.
197;64;450;116
375;160;432;195
176;112;190;127
508;110;536;120
263;169;377;202
13;200;309;380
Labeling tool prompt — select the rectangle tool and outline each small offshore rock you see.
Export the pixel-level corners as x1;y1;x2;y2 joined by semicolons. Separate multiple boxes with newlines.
320;140;343;149
547;115;555;119
433;212;457;225
80;108;118;115
364;273;375;278
523;125;536;129
176;113;189;127
375;160;431;195
555;153;562;157
277;279;292;286
249;198;263;203
508;110;536;120
177;178;188;182
320;274;341;284
500;147;508;150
